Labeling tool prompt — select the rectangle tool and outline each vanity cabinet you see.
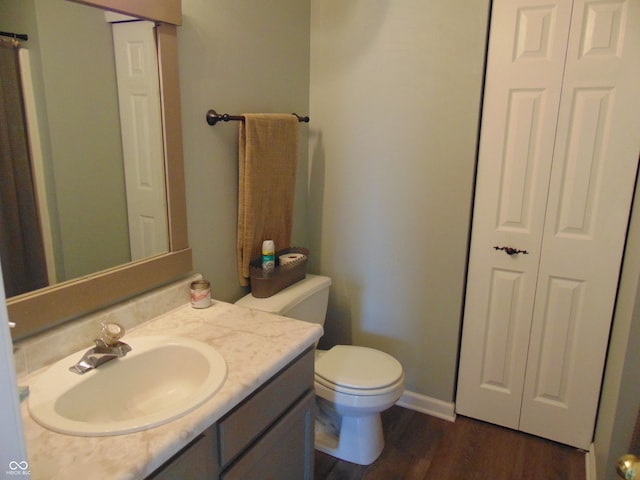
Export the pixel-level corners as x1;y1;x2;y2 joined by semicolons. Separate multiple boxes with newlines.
149;348;315;480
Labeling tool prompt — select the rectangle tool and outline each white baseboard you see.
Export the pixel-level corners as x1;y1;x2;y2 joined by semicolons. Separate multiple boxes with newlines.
585;443;596;480
396;390;456;422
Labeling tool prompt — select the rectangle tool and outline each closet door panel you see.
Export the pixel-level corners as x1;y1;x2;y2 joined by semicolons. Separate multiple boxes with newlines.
461;267;532;428
520;0;640;449
456;0;572;427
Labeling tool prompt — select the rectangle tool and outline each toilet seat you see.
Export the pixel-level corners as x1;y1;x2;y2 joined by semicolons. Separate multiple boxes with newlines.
315;345;404;396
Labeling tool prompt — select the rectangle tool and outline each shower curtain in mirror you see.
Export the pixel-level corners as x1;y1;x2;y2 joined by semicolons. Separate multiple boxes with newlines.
0;39;48;297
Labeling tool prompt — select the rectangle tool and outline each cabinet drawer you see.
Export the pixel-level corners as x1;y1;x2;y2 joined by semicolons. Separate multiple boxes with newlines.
218;348;314;465
148;428;219;480
221;390;314;480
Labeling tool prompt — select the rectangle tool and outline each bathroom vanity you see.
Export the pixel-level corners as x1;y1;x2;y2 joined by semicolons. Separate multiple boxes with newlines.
17;293;322;479
151;348;314;479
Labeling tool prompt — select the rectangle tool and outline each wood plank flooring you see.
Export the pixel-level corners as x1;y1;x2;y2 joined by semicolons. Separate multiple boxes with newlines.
315;406;586;480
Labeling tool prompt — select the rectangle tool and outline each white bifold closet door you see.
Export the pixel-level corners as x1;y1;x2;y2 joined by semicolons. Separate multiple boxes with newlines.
456;0;640;450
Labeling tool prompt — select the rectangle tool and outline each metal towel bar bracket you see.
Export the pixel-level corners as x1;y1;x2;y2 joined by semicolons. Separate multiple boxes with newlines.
206;109;309;126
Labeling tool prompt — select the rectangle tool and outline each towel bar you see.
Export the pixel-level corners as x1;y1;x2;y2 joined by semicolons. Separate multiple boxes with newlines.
0;31;28;41
206;109;309;126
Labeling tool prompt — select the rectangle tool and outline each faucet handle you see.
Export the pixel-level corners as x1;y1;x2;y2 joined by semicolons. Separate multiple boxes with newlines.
100;322;125;346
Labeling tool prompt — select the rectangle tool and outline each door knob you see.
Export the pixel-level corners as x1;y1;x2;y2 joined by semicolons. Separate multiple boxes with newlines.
493;246;529;256
616;454;639;479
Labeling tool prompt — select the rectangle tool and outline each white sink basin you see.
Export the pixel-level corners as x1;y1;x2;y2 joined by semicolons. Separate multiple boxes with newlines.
28;336;227;436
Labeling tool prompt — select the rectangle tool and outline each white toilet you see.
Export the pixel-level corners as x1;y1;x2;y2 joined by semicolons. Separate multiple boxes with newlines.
235;274;405;465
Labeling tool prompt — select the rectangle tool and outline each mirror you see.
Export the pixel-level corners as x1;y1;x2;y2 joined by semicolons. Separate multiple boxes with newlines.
6;0;191;340
1;0;170;297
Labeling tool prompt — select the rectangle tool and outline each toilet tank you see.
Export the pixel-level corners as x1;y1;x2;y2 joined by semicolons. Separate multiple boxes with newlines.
235;274;331;326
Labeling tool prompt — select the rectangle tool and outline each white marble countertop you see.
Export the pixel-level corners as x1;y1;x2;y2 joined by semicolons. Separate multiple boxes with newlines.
20;300;323;480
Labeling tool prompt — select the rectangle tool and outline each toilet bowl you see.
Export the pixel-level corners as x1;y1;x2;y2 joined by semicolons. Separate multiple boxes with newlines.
314;345;404;464
235;275;405;465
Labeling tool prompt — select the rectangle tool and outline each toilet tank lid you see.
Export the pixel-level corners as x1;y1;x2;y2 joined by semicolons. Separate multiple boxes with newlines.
235;274;331;315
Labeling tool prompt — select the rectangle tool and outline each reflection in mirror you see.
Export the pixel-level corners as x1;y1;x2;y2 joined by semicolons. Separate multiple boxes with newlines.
0;0;169;299
6;0;190;341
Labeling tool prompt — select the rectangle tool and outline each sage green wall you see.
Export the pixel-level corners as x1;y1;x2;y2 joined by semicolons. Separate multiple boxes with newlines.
180;0;489;403
33;0;129;281
594;173;640;480
179;0;311;302
308;1;490;400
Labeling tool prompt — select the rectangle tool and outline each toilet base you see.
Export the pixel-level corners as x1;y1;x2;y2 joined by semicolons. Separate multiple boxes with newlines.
314;412;385;466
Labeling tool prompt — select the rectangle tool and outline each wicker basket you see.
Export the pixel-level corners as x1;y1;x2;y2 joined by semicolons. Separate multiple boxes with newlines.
249;247;309;298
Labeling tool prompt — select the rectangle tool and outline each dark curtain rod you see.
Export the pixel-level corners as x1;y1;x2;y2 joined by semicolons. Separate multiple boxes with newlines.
0;31;28;41
206;109;309;126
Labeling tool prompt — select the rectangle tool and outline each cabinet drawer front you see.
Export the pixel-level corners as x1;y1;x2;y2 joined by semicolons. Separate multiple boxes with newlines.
149;430;219;480
222;390;314;480
218;348;314;465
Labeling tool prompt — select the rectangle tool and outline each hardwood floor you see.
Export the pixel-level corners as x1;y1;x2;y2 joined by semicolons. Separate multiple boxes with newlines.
314;406;586;480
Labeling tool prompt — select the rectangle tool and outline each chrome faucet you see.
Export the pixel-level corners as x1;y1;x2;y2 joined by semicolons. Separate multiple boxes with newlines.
69;323;131;375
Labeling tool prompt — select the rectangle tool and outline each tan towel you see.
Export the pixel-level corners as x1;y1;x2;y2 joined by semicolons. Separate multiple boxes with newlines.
237;114;298;286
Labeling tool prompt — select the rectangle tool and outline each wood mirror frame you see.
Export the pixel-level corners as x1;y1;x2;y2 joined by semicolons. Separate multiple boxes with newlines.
8;0;191;340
